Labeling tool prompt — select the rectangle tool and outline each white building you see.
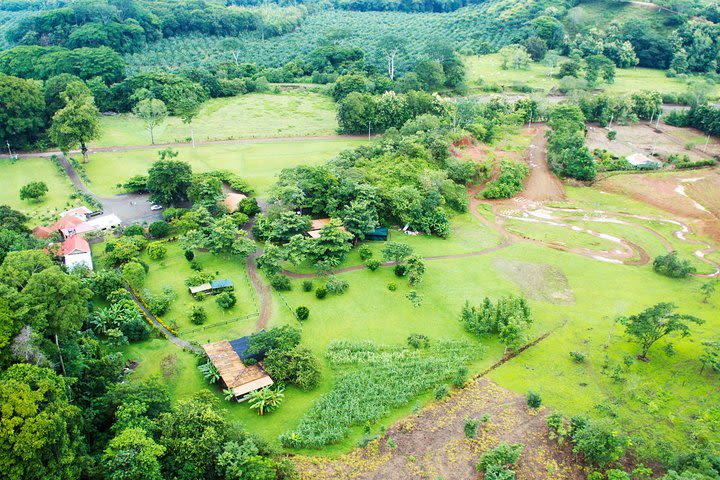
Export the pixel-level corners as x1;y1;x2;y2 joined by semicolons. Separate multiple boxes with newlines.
62;235;93;271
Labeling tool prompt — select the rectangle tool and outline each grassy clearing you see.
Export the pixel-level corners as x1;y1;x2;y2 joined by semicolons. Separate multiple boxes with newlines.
93;92;338;147
565;0;673;34
84;138;366;196
0;156;83;223
137;242;259;342
464;54;720;98
108;180;719;459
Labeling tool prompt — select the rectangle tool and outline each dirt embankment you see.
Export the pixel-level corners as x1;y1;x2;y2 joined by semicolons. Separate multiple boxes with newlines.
294;378;587;480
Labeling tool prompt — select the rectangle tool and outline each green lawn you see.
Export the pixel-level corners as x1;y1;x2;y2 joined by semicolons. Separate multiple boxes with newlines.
93;92;338;148
84;138;366;196
0;156;84;224
565;0;673;34
137;242;259;343
464;54;720;98
109;183;719;459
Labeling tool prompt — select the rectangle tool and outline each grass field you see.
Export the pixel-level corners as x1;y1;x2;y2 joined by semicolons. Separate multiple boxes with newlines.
84;138;366;196
112;178;720;459
565;0;673;34
0;156;83;223
464;53;720;98
93;92;338;148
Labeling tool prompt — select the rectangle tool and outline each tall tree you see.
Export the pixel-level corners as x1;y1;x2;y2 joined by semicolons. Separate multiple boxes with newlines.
146;158;193;206
619;303;704;361
0;75;46;150
103;428;166;480
174;96;201;148
133;98;167;145
378;35;406;81
0;364;82;480
48;81;100;163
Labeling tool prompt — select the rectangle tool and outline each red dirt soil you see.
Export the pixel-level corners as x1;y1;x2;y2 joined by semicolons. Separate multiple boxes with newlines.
293;378;588;480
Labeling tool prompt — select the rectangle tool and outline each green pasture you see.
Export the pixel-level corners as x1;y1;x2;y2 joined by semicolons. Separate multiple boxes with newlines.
83;138;366;196
0;156;83;224
109;181;719;459
93;92;338;147
464;53;720;98
565;0;673;34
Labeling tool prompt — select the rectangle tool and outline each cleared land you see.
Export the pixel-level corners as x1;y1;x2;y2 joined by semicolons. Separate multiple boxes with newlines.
93;92;339;147
84;138;366;196
0;156;82;223
464;54;720;98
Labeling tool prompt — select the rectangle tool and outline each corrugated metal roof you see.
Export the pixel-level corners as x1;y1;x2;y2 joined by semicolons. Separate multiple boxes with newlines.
211;279;233;289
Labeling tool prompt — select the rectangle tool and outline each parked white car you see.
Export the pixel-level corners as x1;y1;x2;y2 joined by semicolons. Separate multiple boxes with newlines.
150;204;163;211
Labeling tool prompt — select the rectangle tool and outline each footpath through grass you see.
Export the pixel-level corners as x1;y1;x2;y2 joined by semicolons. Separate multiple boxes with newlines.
93;92;338;147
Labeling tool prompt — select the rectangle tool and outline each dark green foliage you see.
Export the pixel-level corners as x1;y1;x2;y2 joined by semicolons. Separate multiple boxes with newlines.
571;419;629;467
452;366;469;388
302;280;313;292
358;245;373;261
123;224;145;237
619;302;703;360
433;384;449;400
570;351;586;363
394;264;408;277
653;251;696;278
460;296;533;351
147;158;193;206
315;287;327;299
189;305;207;325
325;276;349;295
295;306;310;321
477;442;523;474
148;221;170;238
482;160;529;199
184;250;194;261
526;390;541;408
270;274;291;291
464;417;480;438
215;291;236;309
0;74;46;149
407;333;430;349
546;104;596;181
246;325;301;360
366;259;381;271
264;346;321;390
19;181;48;201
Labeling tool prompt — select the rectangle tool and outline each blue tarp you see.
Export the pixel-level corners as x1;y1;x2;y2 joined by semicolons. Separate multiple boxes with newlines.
211;279;233;289
229;336;251;360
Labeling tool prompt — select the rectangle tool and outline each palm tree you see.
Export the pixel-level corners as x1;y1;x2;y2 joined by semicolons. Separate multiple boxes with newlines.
248;386;285;416
197;361;220;383
223;388;235;401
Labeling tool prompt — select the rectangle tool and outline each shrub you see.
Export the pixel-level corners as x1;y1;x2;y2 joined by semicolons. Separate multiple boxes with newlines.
190;259;203;271
570;351;586;363
394;264;408;277
452;366;469;388
483;160;529;199
315;287;327;299
189;306;208;325
195;292;206;302
477;442;524;473
302;280;313;292
148;220;170;238
121;261;146;289
215;291;236;309
571;419;628;467
607;130;617;140
464;417;480;439
147;242;167;261
365;259;381;271
237;197;261;216
358;245;373;260
527;391;542;408
653;251;696;278
263;346;321;391
434;384;449;400
387;283;397;291
606;470;631;480
185;272;215;287
325;277;349;295
184;250;195;261
270;274;292;291
295;306;310;321
123;224;145;237
407;333;430;349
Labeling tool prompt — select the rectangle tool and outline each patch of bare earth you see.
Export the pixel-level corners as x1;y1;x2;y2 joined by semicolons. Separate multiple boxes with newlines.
293;379;588;480
492;258;575;305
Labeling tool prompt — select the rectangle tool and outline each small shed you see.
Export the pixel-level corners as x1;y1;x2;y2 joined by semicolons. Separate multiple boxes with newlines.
189;279;234;296
203;339;273;401
626;153;661;169
307;218;350;239
365;227;389;241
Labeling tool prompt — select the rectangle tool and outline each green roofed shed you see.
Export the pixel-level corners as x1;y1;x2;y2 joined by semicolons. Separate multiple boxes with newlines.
365;227;389;241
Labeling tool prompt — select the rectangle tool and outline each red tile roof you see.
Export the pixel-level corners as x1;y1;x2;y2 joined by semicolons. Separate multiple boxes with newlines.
62;235;90;255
